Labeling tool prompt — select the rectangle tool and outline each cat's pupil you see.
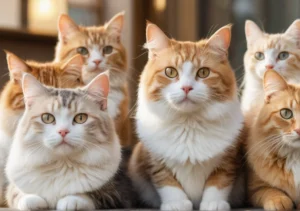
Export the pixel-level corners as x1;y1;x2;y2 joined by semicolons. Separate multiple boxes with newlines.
77;47;89;55
278;51;289;60
254;52;264;60
103;46;113;55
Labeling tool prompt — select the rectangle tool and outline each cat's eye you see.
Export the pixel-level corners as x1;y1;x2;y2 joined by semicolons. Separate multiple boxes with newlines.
103;46;113;55
74;113;88;124
165;67;178;78
280;108;293;119
41;113;55;124
255;52;265;60
278;51;289;60
77;47;89;55
197;67;210;78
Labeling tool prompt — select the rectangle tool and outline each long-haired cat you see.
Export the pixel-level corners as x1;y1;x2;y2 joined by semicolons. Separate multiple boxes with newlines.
0;52;83;206
246;69;300;210
6;72;134;210
54;12;131;147
242;19;300;117
128;23;244;210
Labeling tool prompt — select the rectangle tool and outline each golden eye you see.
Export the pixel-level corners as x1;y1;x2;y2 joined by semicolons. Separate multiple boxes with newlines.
255;52;265;60
41;113;55;124
278;51;289;60
77;47;89;55
74;113;88;124
197;67;210;78
280;108;293;119
165;67;178;78
103;46;113;54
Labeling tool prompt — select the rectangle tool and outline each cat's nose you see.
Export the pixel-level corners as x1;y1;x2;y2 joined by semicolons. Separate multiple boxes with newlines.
182;86;193;94
93;60;102;66
265;64;274;69
58;129;70;137
295;129;300;136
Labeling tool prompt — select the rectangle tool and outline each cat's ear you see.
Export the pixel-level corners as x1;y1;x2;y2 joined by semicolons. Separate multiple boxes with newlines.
263;69;288;103
22;73;48;107
207;24;232;52
58;14;80;44
145;22;170;59
5;51;31;82
105;12;125;37
245;20;264;46
83;71;109;111
61;54;83;77
285;19;300;45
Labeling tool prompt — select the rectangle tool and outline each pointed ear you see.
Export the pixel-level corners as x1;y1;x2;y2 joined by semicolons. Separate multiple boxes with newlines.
144;23;170;59
6;51;30;82
83;71;109;111
105;12;125;37
245;20;264;46
58;14;80;44
285;19;300;46
263;69;288;103
61;54;83;78
207;24;232;52
22;73;48;107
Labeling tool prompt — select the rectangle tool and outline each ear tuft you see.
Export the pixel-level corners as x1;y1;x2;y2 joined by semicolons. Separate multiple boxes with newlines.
245;20;264;46
285;19;300;47
105;11;125;36
6;51;30;82
207;24;232;52
58;14;80;44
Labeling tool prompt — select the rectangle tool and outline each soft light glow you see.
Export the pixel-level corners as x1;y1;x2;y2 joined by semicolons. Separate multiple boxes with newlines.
38;0;51;13
153;0;167;12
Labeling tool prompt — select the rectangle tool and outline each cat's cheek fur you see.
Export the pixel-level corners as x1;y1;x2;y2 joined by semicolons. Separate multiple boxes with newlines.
200;186;231;211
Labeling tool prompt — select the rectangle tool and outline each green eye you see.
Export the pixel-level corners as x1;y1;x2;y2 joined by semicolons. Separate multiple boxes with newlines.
74;113;88;124
255;52;265;60
197;67;210;78
280;108;293;119
77;47;89;55
41;113;55;124
278;51;289;60
165;67;178;78
103;46;113;54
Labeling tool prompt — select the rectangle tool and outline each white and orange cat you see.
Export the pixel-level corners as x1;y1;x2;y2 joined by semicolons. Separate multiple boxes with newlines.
242;19;300;116
54;12;131;146
129;23;244;210
247;69;300;210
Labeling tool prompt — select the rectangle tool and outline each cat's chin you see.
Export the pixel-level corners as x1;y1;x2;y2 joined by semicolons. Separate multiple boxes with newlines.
169;100;200;113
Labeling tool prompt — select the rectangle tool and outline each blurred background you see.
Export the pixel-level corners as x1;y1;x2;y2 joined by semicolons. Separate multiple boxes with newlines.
0;0;300;108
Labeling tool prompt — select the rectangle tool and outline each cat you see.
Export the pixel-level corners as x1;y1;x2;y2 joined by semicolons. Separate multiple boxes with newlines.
0;52;83;206
54;12;131;147
128;23;244;211
242;19;300;118
246;69;300;210
5;72;135;210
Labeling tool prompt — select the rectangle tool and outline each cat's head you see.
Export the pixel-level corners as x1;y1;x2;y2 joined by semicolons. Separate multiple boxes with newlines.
18;72;115;157
140;23;237;114
55;12;126;85
244;19;300;82
258;69;300;149
6;51;84;88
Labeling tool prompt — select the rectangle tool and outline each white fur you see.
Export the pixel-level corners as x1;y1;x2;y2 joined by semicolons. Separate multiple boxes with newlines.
18;194;48;210
107;89;124;119
200;186;231;210
56;195;95;210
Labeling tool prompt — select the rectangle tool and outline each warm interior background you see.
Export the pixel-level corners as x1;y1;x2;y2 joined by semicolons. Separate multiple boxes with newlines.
0;0;299;109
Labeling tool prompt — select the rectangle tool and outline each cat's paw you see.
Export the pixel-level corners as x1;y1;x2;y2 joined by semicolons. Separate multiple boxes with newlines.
200;200;230;211
264;196;293;211
18;194;48;210
160;199;193;211
57;195;95;210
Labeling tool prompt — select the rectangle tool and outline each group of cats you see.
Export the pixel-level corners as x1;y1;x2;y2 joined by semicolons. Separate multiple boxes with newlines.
0;10;299;211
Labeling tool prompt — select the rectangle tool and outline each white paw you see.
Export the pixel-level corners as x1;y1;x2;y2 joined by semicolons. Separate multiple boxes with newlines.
18;194;48;210
57;195;95;210
161;199;193;211
200;200;230;211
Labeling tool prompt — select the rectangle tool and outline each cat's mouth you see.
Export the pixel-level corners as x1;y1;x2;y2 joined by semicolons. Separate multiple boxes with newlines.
56;140;74;148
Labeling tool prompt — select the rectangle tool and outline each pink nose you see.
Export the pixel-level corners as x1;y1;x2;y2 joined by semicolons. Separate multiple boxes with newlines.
93;60;101;66
58;129;69;137
295;129;300;136
182;86;193;94
265;64;274;69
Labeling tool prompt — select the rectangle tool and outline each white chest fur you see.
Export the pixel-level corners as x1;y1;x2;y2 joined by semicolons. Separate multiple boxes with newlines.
107;89;124;119
284;152;300;203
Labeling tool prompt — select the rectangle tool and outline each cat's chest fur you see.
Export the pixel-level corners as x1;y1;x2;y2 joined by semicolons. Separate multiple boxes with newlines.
285;152;300;203
107;88;124;119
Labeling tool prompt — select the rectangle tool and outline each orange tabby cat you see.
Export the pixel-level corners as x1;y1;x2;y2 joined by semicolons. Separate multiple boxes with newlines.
0;52;83;206
54;12;131;146
247;69;300;210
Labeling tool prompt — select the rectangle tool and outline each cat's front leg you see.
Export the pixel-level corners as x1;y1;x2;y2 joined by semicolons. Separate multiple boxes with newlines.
56;194;95;210
18;194;48;210
200;186;231;211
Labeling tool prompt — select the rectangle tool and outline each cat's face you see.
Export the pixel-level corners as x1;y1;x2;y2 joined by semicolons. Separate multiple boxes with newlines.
19;72;111;156
244;20;300;83
140;24;236;113
259;70;300;149
55;12;127;85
